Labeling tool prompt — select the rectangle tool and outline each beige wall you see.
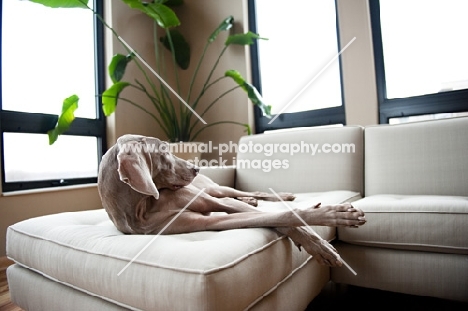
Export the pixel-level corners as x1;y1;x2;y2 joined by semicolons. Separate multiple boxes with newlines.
0;0;378;257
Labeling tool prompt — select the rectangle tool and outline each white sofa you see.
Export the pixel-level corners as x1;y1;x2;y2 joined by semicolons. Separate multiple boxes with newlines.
6;117;468;310
332;116;468;302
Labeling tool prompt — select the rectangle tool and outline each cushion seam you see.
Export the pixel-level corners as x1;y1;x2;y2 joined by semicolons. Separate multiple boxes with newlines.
7;226;287;275
341;240;468;251
10;263;143;311
359;211;468;214
243;255;314;310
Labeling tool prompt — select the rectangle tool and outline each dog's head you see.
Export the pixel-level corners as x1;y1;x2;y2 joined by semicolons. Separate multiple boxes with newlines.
115;134;199;199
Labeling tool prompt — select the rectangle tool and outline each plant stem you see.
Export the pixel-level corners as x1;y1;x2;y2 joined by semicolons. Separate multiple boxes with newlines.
191;45;228;112
186;41;209;105
152;24;180;140
203;75;225;92
131;81;172;131
189;84;240;134
107;95;171;138
164;28;187;139
201;85;240;118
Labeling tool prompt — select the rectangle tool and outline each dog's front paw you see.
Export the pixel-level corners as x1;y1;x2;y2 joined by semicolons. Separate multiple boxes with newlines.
256;192;295;202
278;192;296;201
237;197;258;207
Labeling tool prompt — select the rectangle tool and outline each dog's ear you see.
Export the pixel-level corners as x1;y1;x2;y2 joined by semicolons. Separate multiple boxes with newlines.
117;141;159;199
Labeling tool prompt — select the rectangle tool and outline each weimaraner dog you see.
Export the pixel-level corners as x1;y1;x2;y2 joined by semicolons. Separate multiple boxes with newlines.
98;134;366;267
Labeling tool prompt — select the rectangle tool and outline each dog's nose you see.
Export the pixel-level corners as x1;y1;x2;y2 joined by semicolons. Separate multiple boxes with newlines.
193;166;200;175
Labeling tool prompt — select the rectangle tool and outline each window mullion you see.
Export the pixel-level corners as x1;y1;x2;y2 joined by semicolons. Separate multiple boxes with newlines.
1;110;104;137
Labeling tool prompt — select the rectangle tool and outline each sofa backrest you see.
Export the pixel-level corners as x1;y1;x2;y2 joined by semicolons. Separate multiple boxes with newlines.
235;126;364;194
364;116;468;197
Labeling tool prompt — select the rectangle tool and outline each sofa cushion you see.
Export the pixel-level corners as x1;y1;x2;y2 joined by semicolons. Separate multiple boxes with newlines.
338;195;468;254
6;190;356;311
200;166;236;188
364;117;468;197
8;209;299;311
256;190;361;241
235;126;364;194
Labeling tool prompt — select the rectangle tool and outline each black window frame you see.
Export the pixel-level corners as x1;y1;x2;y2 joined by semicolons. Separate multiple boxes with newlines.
0;0;107;192
247;0;347;133
369;0;468;124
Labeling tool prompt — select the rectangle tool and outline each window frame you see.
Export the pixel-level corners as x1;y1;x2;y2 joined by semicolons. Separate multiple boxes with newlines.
0;1;107;192
369;0;468;124
247;0;347;133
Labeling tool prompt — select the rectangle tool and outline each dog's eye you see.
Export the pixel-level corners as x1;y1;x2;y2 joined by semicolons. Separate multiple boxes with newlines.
160;154;175;170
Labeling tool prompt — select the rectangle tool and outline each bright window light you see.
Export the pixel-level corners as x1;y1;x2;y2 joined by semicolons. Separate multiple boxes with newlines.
255;0;342;114
2;0;97;118
379;0;468;99
1;0;99;186
3;133;98;182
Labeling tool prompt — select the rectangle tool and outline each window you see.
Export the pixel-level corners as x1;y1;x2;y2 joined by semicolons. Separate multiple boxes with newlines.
248;0;346;133
0;0;106;192
370;0;468;123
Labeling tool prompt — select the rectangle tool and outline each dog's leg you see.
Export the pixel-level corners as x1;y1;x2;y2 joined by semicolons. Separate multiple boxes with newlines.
152;206;359;267
186;203;364;229
193;174;295;205
144;189;363;266
208;186;296;204
206;198;346;266
275;227;342;266
140;186;364;266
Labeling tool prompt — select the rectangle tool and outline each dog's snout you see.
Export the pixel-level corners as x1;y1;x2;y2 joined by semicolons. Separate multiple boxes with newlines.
193;166;200;176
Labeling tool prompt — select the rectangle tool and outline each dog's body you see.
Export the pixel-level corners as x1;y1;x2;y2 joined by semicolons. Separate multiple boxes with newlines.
98;134;366;266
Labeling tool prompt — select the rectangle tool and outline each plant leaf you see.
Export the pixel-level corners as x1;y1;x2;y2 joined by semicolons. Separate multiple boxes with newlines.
225;31;267;46
243;123;252;135
121;0;180;29
108;53;134;83
225;70;272;117
102;82;131;116
28;0;89;8
208;16;234;43
47;95;79;145
160;29;190;69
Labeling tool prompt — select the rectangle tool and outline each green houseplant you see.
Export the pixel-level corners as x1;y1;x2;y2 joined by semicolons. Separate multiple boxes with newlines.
28;0;271;144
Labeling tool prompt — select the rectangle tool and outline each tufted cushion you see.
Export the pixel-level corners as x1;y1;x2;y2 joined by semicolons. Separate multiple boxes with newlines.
338;195;468;254
6;190;358;311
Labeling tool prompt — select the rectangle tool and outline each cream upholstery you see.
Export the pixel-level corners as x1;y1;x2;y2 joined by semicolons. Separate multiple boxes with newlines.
333;117;468;302
235;126;364;194
6;117;468;310
364;117;468;196
7;264;129;311
7;189;360;311
338;195;468;254
330;244;468;302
